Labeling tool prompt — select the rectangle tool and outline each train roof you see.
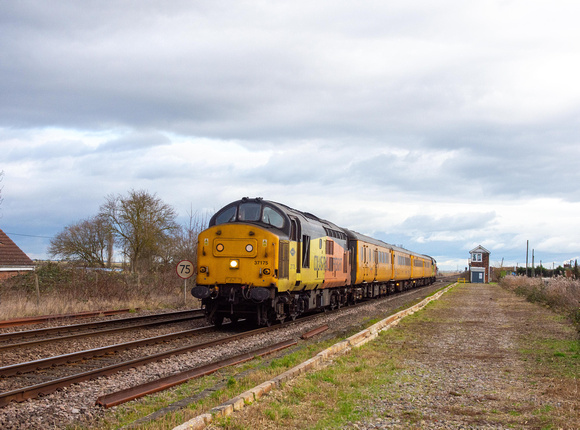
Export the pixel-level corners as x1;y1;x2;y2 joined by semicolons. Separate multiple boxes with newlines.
221;198;436;262
344;229;435;261
250;198;346;232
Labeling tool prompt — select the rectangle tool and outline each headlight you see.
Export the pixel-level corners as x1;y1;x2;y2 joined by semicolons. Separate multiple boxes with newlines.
245;244;254;252
216;243;224;252
230;259;239;269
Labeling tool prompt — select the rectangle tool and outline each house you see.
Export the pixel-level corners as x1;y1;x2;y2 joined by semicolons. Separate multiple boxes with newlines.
0;228;35;281
469;245;490;283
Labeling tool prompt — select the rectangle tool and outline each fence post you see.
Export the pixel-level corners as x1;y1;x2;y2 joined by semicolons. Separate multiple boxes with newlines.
35;273;40;307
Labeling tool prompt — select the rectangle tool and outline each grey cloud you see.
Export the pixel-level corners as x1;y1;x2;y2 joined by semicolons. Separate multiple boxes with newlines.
3;1;575;143
399;212;496;233
95;132;172;153
2;1;580;268
4;139;92;162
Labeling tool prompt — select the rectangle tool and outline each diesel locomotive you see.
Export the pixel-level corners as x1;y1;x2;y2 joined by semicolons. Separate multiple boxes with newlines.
191;198;437;326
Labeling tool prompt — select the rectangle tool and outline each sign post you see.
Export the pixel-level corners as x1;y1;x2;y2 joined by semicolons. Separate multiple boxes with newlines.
176;260;195;305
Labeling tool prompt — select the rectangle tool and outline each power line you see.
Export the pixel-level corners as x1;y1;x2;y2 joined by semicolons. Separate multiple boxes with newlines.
5;232;53;239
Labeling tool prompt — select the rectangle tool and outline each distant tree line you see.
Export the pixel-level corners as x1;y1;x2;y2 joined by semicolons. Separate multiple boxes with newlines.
48;189;208;274
515;261;579;279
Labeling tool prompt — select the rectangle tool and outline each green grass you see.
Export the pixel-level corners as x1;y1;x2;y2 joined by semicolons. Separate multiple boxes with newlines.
520;338;579;378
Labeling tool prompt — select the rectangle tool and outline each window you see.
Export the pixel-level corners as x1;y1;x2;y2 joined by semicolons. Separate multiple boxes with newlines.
214;206;237;225
238;202;261;221
302;235;311;268
212;201;288;232
473;253;482;262
262;206;285;228
397;256;411;266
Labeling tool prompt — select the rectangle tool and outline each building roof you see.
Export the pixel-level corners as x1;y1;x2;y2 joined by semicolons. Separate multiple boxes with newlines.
469;245;490;255
0;228;35;268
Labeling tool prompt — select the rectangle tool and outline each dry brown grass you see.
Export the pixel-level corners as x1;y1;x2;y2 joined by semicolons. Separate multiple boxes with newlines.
0;262;196;319
500;275;580;331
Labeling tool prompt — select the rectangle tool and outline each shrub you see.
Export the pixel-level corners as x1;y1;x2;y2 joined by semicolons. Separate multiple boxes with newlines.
0;262;193;318
500;275;580;333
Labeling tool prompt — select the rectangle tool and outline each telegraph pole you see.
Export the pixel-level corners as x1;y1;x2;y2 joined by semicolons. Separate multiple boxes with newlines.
526;240;529;277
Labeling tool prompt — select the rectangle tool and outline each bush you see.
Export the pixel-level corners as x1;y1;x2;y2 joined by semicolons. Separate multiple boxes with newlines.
500;275;580;333
0;262;195;318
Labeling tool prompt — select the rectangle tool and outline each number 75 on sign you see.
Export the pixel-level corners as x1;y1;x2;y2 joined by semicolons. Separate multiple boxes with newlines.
176;260;194;279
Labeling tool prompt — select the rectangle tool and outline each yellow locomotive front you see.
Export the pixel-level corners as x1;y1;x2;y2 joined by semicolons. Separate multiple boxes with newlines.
196;223;279;291
192;198;291;326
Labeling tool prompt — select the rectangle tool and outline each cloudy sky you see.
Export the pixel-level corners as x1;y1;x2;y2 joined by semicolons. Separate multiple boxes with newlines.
1;0;579;271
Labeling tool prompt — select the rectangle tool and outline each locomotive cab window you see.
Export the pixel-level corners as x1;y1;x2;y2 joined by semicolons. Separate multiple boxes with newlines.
214;206;237;225
262;207;285;228
238;202;261;221
211;201;288;232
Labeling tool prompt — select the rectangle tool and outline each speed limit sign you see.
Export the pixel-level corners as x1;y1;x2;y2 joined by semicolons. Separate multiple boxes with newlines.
176;260;194;279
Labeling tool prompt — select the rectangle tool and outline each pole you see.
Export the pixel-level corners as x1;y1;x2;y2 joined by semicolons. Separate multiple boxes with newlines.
35;273;40;307
526;240;529;277
184;279;187;306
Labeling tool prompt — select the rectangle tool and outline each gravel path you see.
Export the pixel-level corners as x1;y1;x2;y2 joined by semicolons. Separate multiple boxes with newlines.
346;282;579;429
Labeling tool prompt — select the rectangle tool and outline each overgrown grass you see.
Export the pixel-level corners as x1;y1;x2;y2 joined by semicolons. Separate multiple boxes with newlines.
207;334;406;430
500;275;580;333
0;262;197;318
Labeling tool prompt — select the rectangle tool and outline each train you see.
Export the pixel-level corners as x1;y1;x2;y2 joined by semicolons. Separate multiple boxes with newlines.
191;198;437;326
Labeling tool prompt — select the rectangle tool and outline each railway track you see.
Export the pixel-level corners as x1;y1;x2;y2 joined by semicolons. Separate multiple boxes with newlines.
0;308;137;329
0;315;318;407
0;309;204;350
0;279;456;412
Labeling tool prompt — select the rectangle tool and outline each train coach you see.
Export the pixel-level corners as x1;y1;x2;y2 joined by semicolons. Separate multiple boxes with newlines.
191;198;436;326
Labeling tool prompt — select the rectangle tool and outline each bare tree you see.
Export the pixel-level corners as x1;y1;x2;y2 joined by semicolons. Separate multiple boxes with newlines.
48;215;113;267
100;189;178;273
166;207;210;265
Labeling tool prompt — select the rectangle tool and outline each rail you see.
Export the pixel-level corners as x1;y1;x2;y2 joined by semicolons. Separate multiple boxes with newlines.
95;339;297;408
0;308;137;328
0;310;203;351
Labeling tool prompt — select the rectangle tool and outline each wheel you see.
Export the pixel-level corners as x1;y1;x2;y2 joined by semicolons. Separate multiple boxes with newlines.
210;314;224;327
